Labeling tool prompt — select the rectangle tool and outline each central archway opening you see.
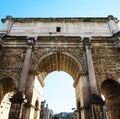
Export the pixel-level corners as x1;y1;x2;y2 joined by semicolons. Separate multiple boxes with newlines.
41;71;76;114
37;52;82;119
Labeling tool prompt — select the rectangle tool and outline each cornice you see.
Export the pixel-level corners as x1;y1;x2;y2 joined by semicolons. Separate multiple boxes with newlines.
2;35;115;42
91;36;114;43
2;17;108;23
4;35;27;40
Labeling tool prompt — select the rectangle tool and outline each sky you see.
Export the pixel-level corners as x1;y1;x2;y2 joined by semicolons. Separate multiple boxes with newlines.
0;0;120;114
42;71;75;114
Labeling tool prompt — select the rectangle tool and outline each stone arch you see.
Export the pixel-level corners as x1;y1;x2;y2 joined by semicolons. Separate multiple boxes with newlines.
0;92;13;119
0;77;16;119
0;76;16;103
101;79;120;119
35;51;83;82
35;51;83;119
62;51;83;71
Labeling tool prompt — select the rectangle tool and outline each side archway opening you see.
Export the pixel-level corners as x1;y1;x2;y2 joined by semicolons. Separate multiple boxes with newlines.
101;79;120;119
0;77;16;119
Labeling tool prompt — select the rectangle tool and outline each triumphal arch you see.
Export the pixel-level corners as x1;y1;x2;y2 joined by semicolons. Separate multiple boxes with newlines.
0;15;120;119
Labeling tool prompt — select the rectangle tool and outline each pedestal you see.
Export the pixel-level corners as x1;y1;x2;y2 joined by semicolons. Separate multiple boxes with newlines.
8;92;27;119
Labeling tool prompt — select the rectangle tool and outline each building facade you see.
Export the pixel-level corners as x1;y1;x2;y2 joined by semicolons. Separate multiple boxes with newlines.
0;15;120;119
40;100;53;119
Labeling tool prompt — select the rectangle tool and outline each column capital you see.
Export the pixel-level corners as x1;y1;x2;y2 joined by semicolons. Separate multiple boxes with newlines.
27;37;35;48
83;37;91;49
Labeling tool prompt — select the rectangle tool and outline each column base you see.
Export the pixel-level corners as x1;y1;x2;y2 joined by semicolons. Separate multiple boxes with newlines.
87;94;106;119
79;94;106;119
8;92;27;119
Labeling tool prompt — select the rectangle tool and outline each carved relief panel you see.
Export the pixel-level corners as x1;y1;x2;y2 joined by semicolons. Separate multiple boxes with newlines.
92;40;120;82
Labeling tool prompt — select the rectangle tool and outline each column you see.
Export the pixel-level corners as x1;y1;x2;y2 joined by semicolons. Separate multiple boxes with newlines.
8;37;35;119
79;76;92;119
22;75;44;119
1;15;13;34
22;74;36;119
8;92;27;119
18;38;34;92
83;38;97;95
83;38;105;119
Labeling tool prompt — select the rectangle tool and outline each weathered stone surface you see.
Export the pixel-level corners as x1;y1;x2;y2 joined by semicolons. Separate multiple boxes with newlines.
1;17;112;37
0;16;120;119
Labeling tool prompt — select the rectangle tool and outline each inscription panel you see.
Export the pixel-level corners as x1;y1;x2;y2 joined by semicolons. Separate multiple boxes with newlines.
9;22;111;37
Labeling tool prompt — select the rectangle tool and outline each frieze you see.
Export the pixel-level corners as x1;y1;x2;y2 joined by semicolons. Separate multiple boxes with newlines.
37;36;82;43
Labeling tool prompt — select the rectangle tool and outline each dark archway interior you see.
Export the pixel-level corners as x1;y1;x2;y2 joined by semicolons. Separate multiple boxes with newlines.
101;79;120;119
0;78;16;102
